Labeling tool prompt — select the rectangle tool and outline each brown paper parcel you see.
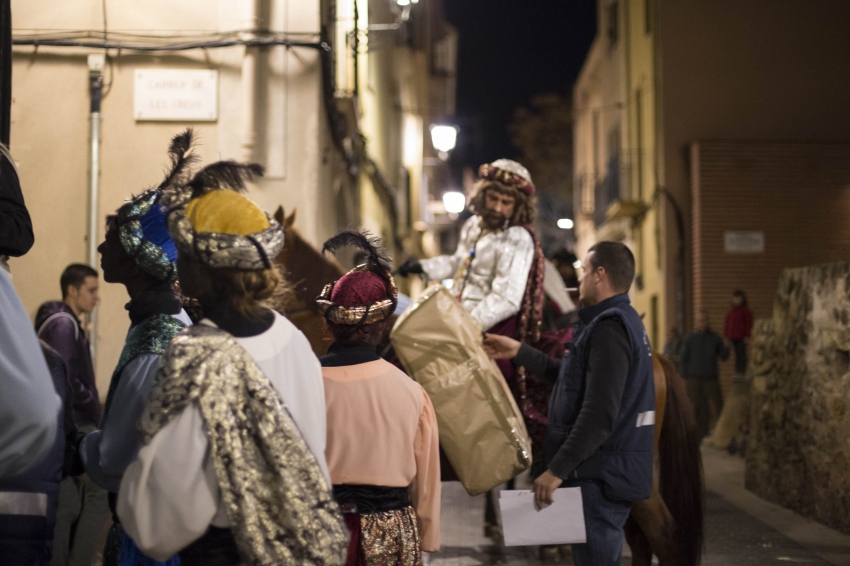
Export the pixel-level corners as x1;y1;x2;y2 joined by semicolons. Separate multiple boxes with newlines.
391;284;532;496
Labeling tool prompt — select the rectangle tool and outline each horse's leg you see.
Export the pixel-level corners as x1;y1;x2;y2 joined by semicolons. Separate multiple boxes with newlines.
483;489;499;539
624;515;653;566
629;491;684;565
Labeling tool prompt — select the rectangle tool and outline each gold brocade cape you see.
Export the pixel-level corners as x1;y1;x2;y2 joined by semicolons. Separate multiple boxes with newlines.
139;324;348;566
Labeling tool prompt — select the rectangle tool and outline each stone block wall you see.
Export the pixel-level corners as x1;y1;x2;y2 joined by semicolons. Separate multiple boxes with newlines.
745;262;850;533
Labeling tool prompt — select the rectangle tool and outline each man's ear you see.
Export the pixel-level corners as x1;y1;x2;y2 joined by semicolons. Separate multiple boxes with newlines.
65;285;76;300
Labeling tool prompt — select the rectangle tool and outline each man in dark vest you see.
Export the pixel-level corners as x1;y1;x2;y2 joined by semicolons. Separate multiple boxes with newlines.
484;241;655;566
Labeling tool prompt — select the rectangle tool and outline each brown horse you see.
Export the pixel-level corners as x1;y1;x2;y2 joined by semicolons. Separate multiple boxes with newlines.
627;353;704;566
272;207;344;356
272;212;703;564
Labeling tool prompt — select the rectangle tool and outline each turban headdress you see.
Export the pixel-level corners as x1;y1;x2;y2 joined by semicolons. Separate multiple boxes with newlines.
315;231;398;326
115;129;199;282
478;158;536;196
163;160;284;270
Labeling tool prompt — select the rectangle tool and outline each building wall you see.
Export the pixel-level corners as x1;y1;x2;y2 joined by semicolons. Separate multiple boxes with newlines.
9;0;330;395
574;0;665;348
623;0;662;348
691;141;850;387
657;0;850;331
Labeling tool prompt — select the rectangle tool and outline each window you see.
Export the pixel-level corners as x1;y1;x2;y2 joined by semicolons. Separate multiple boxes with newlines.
607;1;619;48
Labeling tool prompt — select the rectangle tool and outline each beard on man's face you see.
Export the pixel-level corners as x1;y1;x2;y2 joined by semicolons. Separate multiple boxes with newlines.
479;207;508;230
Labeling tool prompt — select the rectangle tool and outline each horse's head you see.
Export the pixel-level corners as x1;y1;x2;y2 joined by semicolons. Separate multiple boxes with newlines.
274;206;297;230
272;206;345;310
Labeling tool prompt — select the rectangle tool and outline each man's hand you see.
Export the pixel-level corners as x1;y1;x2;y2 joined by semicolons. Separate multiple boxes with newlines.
533;470;563;511
397;258;424;277
483;333;521;360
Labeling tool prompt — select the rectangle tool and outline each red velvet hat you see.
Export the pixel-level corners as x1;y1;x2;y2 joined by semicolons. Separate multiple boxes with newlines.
316;232;398;326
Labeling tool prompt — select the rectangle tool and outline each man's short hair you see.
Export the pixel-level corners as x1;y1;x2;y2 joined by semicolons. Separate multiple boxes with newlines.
61;264;97;298
587;241;635;293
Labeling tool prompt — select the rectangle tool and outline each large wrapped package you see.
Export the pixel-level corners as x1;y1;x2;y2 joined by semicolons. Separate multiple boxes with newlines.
391;284;532;495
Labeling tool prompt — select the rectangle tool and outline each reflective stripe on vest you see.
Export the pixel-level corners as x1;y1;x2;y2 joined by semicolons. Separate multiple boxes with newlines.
0;491;47;516
636;410;655;427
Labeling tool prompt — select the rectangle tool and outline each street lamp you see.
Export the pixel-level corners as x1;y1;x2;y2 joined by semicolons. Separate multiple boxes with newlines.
557;218;574;229
430;124;458;160
443;191;466;214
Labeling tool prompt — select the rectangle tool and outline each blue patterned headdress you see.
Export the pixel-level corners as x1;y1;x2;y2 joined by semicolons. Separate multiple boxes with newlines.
115;130;199;281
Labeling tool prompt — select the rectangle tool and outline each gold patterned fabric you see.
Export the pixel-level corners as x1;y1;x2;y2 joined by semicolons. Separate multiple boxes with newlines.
139;324;348;566
478;159;536;196
315;270;398;326
360;507;422;566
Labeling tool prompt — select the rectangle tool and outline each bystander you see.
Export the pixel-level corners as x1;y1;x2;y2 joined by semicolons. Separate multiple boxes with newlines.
681;312;730;438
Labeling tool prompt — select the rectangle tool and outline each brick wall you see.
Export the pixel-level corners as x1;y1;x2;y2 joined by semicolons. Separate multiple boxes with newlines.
691;141;850;389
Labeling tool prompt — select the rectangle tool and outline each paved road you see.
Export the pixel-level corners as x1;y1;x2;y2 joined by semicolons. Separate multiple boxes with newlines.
428;481;833;565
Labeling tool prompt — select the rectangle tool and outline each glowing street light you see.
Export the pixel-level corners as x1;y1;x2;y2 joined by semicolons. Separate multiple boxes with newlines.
430;124;458;157
557;218;574;229
442;191;466;214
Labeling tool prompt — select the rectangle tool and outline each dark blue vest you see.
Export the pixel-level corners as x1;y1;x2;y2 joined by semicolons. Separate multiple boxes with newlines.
545;294;655;502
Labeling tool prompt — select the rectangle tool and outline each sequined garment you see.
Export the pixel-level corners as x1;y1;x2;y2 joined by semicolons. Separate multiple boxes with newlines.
168;209;284;270
140;324;348;566
115;130;198;282
359;507;422;566
420;216;535;331
102;314;186;420
117;189;177;282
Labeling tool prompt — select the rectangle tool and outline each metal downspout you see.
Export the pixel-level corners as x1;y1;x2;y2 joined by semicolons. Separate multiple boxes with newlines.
87;54;104;362
241;0;264;162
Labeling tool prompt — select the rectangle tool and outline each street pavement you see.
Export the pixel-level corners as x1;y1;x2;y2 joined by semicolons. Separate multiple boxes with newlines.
427;449;849;565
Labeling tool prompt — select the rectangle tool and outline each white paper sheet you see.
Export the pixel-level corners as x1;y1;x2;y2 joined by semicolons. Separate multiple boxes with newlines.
498;488;586;546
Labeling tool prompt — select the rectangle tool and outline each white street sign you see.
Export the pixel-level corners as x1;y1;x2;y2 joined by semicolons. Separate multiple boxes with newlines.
134;69;218;121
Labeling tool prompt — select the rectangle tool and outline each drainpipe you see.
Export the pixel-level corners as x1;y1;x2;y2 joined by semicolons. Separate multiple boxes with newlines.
87;54;104;361
240;0;263;162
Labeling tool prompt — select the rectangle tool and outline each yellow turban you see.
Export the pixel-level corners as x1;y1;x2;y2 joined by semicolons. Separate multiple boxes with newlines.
185;190;270;235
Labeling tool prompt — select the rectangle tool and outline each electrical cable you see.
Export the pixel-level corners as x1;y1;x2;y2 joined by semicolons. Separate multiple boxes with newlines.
13;35;327;52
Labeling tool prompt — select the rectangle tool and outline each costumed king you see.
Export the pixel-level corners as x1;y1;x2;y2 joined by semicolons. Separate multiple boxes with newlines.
317;231;441;565
396;158;549;436
484;242;655;566
117;158;348;565
78;131;197;566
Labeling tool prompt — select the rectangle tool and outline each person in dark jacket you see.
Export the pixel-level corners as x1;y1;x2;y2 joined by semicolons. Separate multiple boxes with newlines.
681;311;730;438
0;145;34;259
35;264;102;429
723;289;753;377
484;241;655;566
36;264;110;566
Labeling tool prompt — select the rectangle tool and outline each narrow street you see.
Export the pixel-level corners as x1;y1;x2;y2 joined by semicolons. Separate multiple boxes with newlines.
429;448;850;565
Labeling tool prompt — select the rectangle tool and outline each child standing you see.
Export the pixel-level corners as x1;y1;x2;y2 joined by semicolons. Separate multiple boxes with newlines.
724;290;754;377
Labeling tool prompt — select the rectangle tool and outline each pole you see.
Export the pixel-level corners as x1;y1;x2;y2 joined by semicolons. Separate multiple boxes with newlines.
87;54;104;362
0;0;11;147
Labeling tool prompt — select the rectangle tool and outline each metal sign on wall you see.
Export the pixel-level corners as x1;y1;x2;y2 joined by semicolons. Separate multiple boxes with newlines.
724;231;765;253
134;69;218;121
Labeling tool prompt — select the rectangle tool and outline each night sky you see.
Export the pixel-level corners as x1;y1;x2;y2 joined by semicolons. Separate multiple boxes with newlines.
444;0;598;168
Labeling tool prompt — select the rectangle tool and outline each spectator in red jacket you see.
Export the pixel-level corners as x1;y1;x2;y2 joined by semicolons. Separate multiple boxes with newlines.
724;289;754;377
